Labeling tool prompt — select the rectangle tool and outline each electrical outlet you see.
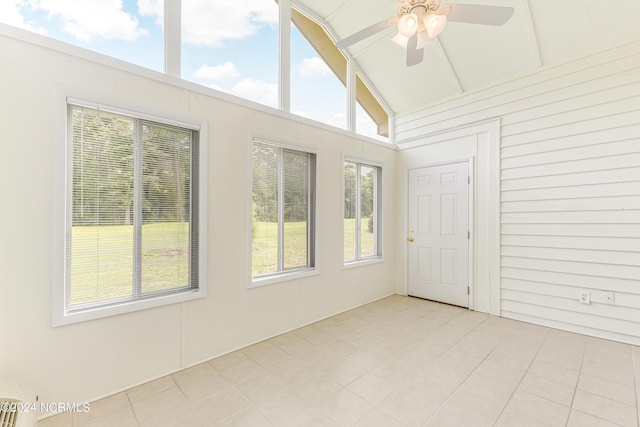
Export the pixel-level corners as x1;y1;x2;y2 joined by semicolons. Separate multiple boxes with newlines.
579;292;591;304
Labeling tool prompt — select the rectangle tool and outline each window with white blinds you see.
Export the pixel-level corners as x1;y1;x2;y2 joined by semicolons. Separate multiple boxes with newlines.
251;141;315;279
65;103;201;315
344;160;382;263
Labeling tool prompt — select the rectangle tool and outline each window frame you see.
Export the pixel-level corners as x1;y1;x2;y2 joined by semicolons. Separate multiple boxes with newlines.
53;95;208;327
343;157;383;265
249;137;317;287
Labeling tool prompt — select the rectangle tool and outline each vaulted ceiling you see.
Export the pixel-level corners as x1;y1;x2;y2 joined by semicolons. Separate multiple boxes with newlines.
294;0;640;116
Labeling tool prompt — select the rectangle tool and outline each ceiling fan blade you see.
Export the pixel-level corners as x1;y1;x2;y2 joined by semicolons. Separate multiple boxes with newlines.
442;3;515;26
336;16;399;49
406;33;424;66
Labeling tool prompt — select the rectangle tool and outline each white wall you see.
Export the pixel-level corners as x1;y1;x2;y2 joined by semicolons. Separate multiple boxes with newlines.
396;40;640;346
0;29;397;404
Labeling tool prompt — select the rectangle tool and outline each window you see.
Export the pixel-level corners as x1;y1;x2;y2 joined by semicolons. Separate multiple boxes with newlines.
2;2;390;141
0;2;164;71
252;141;315;280
182;0;279;108
344;161;382;263
59;101;204;324
291;14;346;129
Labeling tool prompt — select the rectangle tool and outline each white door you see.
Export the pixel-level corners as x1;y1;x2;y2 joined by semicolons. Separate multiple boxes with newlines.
408;162;470;307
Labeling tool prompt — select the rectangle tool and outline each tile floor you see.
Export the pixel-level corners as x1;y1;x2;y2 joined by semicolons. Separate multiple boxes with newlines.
39;296;640;427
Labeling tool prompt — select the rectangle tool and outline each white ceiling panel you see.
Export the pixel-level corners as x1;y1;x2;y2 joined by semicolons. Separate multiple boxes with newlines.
356;40;462;112
440;1;539;91
529;0;640;66
295;0;640;115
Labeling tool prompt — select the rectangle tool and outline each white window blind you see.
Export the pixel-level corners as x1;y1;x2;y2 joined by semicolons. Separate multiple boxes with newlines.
344;160;381;262
252;141;315;277
66;103;199;312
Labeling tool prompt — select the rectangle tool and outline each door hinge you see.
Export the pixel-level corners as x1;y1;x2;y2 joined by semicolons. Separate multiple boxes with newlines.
467;286;470;295
467;231;470;240
468;176;470;184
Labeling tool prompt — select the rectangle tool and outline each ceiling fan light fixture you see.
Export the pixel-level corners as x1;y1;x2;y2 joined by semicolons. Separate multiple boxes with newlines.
416;30;431;49
391;31;410;48
398;13;419;36
423;13;447;38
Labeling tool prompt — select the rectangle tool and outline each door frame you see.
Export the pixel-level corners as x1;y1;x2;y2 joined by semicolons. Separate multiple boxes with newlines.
398;118;501;315
407;159;475;309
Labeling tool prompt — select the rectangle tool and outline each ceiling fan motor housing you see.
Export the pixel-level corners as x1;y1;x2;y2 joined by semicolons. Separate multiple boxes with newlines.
397;0;441;15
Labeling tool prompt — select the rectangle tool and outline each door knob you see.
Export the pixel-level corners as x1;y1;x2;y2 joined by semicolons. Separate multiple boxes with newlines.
408;237;414;242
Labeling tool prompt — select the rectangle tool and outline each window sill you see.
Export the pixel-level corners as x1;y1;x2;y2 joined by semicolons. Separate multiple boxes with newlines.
249;268;319;288
342;257;384;270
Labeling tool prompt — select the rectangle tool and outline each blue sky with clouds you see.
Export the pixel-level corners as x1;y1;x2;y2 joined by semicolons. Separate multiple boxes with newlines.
1;0;382;139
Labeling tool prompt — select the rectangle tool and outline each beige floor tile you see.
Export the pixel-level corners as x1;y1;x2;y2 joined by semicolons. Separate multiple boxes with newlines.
317;388;373;426
236;373;288;403
567;410;622;427
83;392;131;417
518;373;575;406
451;331;499;359
346;346;392;370
252;388;336;427
322;338;361;358
46;297;640;427
474;353;529;386
378;382;447;427
208;351;251;372
458;372;517;405
527;359;580;387
172;363;231;402
145;409;205;427
214;406;274;427
535;342;585;371
127;375;176;403
288;370;342;401
572;390;638;427
496;389;570;427
131;387;191;427
581;359;635;387
578;373;636;406
347;372;397;405
241;342;293;369
269;333;318;356
291;324;336;346
424;389;504;427
584;338;634;365
38;412;73;427
215;358;265;385
194;389;250;426
321;359;367;386
73;404;139;427
351;407;408;427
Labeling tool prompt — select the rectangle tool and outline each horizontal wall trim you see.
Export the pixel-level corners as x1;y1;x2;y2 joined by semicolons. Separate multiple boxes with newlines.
501;124;640;158
501;267;640;294
502;180;640;199
501;257;640;281
501;195;640;212
500;235;640;252
501;246;640;267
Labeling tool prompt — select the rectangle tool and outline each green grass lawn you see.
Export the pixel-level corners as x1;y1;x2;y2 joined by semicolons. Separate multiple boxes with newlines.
70;222;189;305
252;218;375;275
70;219;376;305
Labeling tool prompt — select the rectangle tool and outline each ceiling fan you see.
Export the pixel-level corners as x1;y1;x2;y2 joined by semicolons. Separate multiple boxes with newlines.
335;0;515;66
